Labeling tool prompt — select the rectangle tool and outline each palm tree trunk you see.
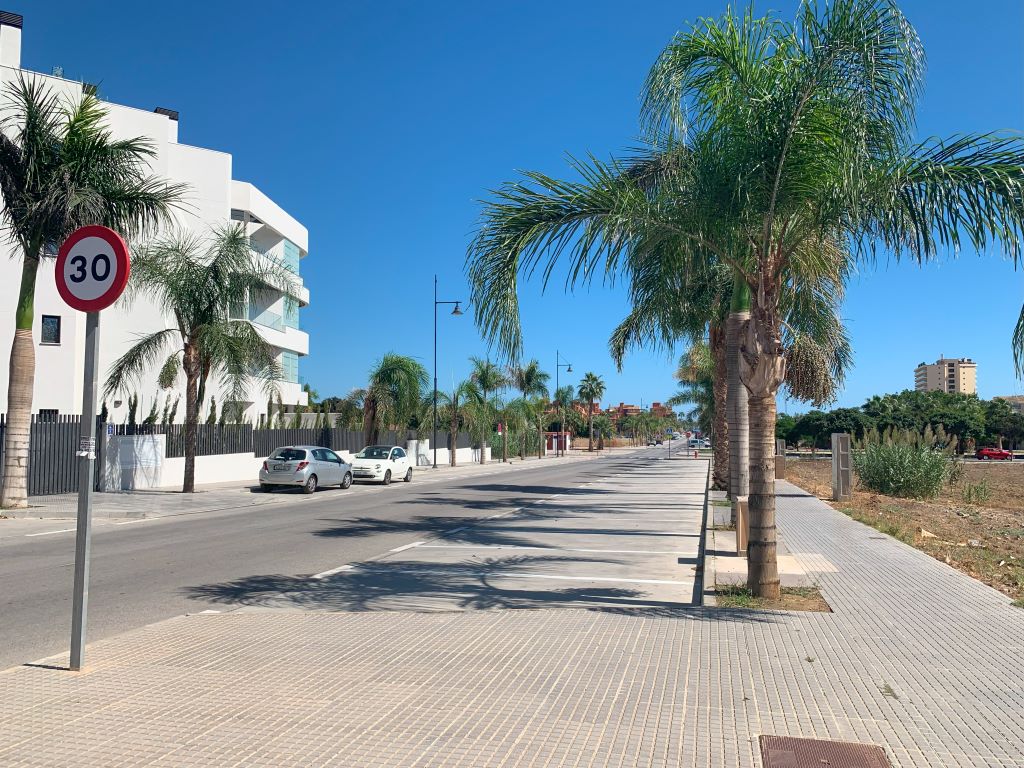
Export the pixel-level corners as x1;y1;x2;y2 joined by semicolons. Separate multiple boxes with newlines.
182;349;200;494
480;387;488;464
1;256;41;509
747;392;780;599
537;418;544;459
727;275;750;521
709;323;729;491
588;406;594;452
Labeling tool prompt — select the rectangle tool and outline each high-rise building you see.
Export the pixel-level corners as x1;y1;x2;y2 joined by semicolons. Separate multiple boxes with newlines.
0;12;310;424
914;357;977;395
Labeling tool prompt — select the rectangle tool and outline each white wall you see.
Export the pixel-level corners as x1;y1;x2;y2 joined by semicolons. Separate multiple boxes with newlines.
100;433;265;491
0;58;310;427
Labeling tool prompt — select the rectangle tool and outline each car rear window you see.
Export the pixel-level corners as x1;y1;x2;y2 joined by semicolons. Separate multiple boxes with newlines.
270;448;307;461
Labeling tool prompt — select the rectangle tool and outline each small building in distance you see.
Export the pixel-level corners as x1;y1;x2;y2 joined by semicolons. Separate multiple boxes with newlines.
995;395;1024;414
914;357;977;395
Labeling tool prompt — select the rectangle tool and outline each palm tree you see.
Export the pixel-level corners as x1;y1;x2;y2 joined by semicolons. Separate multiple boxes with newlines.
360;354;428;446
509;359;549;460
636;0;1024;597
576;373;606;452
611;237;851;494
592;414;613;450
510;359;550;400
105;225;289;493
436;381;476;466
0;77;186;508
469;357;507;464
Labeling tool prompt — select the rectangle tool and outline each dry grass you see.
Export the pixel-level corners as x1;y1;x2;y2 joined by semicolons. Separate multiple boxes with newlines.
713;585;831;612
786;459;1024;604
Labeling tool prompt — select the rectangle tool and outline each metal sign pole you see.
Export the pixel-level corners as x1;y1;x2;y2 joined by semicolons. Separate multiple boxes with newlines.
70;311;100;671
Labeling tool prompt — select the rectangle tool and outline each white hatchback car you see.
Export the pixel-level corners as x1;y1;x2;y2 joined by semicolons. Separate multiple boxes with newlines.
351;445;413;485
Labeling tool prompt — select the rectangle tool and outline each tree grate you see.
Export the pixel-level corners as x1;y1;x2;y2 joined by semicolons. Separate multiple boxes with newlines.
760;735;892;768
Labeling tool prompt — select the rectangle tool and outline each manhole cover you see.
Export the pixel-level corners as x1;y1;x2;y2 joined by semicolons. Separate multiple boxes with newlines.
760;735;891;767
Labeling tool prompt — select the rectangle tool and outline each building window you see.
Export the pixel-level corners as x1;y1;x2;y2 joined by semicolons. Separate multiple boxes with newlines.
41;315;61;345
280;351;299;384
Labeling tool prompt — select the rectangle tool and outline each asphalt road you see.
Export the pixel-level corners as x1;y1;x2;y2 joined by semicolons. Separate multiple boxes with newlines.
0;451;651;670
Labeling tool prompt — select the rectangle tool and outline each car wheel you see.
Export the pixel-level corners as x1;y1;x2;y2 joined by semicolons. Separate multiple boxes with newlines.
983;455;990;461
404;468;413;482
341;472;353;489
303;474;318;494
382;470;392;486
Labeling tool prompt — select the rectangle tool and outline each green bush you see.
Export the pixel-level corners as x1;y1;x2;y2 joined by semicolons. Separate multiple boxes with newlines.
962;479;991;505
853;442;949;499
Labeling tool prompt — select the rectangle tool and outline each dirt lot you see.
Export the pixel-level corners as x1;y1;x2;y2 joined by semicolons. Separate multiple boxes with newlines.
786;459;1024;605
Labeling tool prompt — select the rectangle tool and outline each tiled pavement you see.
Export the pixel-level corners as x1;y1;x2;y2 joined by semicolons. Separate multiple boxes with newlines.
2;464;1023;767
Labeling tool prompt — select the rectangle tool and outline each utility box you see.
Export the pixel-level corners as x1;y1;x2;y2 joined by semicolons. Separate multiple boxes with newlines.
774;439;786;480
831;433;853;501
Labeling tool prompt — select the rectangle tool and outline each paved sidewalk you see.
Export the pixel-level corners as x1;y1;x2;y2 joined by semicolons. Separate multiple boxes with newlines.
3;469;1023;767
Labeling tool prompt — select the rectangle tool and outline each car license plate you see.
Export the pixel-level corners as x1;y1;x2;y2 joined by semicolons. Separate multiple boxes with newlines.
274;464;289;471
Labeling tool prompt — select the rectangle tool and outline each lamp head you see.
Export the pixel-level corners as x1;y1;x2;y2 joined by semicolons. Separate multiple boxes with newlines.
451;303;463;316
566;365;573;373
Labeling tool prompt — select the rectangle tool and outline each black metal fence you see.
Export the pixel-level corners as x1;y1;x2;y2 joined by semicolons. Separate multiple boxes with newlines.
0;416;457;497
108;423;253;458
0;414;89;496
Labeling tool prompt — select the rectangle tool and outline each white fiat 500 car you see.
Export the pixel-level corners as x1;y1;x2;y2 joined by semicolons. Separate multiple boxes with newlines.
351;445;413;485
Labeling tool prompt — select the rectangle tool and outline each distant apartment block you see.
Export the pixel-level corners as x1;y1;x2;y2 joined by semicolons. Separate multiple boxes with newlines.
995;395;1024;414
914;357;977;395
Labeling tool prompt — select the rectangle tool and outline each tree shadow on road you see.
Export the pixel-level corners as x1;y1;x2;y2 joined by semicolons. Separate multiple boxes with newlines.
183;554;658;612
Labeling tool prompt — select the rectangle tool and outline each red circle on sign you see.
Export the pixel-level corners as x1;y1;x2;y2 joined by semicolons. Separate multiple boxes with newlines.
55;225;131;312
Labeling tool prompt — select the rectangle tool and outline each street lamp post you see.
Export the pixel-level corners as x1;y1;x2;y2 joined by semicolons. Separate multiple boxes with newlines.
555;350;572;458
433;275;463;470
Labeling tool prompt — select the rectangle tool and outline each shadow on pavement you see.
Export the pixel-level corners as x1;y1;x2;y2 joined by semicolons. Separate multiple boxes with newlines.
184;555;650;612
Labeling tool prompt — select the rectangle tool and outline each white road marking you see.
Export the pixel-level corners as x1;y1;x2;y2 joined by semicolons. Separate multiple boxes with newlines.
311;564;354;580
514;574;690;586
388;541;425;553
25;528;75;537
417;545;689;555
115;518;153;525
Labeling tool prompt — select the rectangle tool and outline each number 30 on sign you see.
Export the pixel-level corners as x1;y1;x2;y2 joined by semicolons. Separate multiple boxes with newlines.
55;225;130;313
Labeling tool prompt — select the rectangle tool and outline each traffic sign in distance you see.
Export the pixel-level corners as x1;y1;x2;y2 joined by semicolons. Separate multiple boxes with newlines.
55;225;130;312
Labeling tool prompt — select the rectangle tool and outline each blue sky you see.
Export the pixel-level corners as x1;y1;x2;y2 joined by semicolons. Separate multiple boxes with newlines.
19;1;1024;412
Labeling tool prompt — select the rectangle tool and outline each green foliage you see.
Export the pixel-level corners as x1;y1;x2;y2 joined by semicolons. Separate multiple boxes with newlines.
127;393;138;427
962;479;991;505
142;396;159;426
166;396;179;425
206;396;217;425
290;402;303;429
100;401;109;424
853;443;949;500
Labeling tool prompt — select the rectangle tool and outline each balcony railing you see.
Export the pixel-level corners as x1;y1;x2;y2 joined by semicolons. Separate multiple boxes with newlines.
249;306;283;332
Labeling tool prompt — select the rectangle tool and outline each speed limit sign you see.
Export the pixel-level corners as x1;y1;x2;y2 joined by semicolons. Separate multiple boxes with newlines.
55;225;130;312
55;225;131;671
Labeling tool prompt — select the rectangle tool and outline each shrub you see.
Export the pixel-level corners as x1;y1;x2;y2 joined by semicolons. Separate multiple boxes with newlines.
853;442;949;499
962;479;991;505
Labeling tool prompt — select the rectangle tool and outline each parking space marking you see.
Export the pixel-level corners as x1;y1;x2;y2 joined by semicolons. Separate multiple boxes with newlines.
514;574;691;586
417;545;688;555
311;564;354;580
388;541;425;554
25;528;76;537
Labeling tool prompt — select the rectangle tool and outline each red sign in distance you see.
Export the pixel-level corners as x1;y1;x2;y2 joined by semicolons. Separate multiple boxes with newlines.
55;225;130;312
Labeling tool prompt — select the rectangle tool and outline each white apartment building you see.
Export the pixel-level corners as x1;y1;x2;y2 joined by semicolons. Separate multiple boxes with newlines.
0;12;309;425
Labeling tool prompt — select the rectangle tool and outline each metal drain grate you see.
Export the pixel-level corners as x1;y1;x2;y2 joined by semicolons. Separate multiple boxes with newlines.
760;735;892;767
